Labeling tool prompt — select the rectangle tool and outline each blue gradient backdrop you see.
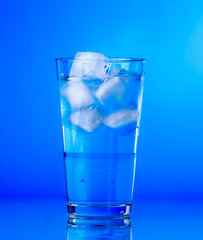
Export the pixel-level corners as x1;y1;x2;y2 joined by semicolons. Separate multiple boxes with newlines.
0;0;203;200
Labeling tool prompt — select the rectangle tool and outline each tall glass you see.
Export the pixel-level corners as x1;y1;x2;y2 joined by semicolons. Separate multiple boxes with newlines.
56;57;145;217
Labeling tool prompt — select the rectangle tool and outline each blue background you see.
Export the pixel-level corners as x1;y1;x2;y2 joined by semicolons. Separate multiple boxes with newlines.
0;0;203;201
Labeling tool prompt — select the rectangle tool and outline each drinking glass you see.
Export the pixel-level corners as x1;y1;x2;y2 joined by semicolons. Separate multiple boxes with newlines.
56;57;145;217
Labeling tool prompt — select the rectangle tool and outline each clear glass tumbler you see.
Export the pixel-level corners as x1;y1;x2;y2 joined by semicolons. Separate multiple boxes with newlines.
56;57;145;218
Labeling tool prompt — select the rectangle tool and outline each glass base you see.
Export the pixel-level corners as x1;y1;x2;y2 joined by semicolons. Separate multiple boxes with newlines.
68;215;131;228
67;202;131;218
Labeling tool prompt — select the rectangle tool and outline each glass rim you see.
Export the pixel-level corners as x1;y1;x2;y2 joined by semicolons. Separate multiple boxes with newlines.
56;57;145;62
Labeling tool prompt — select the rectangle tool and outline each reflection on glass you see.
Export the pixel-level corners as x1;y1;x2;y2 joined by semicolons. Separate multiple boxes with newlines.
67;216;132;240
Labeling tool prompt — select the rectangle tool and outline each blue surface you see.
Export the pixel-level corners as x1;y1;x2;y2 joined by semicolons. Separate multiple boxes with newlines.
0;0;203;201
0;200;202;240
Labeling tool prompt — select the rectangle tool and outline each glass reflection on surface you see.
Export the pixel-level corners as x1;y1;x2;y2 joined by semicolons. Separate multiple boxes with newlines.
67;216;132;240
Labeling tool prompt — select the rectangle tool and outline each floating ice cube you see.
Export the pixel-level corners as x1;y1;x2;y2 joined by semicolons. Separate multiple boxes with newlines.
70;52;110;79
96;72;143;111
95;76;125;109
61;81;94;110
70;107;102;132
103;109;140;128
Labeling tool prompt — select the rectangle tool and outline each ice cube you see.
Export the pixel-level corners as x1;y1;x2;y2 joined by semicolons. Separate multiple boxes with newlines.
70;52;110;79
61;81;94;110
103;109;139;128
96;73;143;111
70;107;102;132
95;76;126;110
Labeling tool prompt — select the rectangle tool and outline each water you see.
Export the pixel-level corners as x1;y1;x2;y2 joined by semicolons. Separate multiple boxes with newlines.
64;130;137;204
58;69;143;216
